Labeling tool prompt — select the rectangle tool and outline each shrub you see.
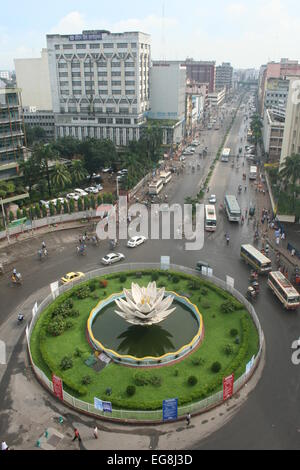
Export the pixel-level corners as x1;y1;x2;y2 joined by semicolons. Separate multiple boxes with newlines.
100;279;108;288
220;300;236;314
60;356;73;370
201;288;208;296
16;208;22;220
47;317;65;336
235;337;241;344
65;319;73;330
63;200;69;214
22;208;27;219
9;211;14;222
172;274;180;284
105;387;112;396
126;385;136;397
189;280;200;291
149;375;162;387
202;302;211;309
173;368;179;377
74;347;83;358
133;372;149;386
224;344;234;356
135;272;142;279
119;274;127;283
75;285;90;299
69;198;75;213
151;271;159;282
211;361;222;373
77;198;83;212
89;280;97;292
230;328;238;337
81;375;92;385
188;375;198;386
192;357;205;366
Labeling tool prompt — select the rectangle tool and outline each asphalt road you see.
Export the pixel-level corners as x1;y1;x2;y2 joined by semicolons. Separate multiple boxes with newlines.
0;92;299;449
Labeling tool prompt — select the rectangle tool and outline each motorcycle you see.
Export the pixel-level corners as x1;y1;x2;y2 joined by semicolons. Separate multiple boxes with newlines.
11;273;22;285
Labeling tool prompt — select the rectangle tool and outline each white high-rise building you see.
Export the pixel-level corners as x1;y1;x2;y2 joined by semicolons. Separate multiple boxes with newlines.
46;30;151;146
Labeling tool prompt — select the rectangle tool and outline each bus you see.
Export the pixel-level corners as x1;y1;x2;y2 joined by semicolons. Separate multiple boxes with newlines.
159;171;172;185
249;166;257;180
205;205;217;232
221;148;231;162
149;179;164;195
240;244;272;273
268;271;300;309
224;195;241;222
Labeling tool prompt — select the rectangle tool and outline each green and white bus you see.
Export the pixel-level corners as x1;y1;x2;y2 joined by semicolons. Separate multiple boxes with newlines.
241;244;272;273
224;195;241;222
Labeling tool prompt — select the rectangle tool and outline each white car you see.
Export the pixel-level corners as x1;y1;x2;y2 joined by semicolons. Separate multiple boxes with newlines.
95;184;103;191
208;195;217;204
39;200;49;209
85;186;99;194
74;188;88;197
101;252;125;265
102;168;112;173
67;193;80;201
127;236;147;248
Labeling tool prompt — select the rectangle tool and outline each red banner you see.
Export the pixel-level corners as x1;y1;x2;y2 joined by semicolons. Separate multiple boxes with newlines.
52;374;63;401
223;374;234;401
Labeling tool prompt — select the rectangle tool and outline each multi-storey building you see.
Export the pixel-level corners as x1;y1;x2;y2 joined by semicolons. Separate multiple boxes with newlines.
23;107;55;141
207;87;226;107
0;71;11;81
184;59;216;93
263;108;285;163
46;29;151;146
147;61;186;144
215;62;233;91
14;49;53;111
280;77;300;166
0;79;26;180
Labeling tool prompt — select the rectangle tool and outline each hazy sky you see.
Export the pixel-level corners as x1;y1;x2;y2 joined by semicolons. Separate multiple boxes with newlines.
1;0;300;70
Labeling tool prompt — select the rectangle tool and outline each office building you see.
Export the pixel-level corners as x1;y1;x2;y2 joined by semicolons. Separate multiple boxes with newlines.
0;79;26;180
280;77;300;166
184;59;216;92
46;29;151;146
23;107;55;140
263;108;285;163
215;62;233;91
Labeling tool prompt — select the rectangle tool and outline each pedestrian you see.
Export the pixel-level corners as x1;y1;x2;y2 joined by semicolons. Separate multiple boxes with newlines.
93;426;98;439
72;428;81;442
1;441;9;450
186;413;191;426
276;237;280;246
281;232;286;241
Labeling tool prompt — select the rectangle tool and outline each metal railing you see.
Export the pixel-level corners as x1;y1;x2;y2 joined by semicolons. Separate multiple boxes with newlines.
26;263;264;423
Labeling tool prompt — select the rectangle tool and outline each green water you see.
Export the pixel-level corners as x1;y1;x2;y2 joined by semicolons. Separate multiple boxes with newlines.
91;301;199;358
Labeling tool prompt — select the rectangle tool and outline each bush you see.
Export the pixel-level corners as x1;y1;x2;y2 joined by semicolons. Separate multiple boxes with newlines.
230;328;238;337
69;198;75;213
220;300;236;314
211;361;222;373
119;274;127;283
75;285;90;299
173;368;179;377
172;274;180;284
192;357;205;366
187;375;198;386
100;279;108;288
189;280;200;291
126;385;136;397
74;347;83;358
81;375;92;385
47;317;66;336
65;319;73;330
149;375;162;387
201;288;208;296
235;337;241;344
133;372;149;386
89;280;97;292
224;344;234;356
151;271;159;282
60;355;73;370
9;210;14;222
202;302;211;309
77;198;83;212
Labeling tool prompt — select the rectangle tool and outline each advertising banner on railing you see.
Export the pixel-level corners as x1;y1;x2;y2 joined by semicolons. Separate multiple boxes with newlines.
50;281;59;300
32;302;38;318
246;355;255;375
94;398;112;413
223;374;234;401
163;398;178;421
52;374;63;401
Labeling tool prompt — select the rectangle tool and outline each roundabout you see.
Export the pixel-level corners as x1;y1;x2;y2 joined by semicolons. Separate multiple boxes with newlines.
28;265;262;420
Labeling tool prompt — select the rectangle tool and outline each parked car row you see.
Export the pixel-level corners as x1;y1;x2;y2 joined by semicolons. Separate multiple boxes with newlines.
40;185;104;208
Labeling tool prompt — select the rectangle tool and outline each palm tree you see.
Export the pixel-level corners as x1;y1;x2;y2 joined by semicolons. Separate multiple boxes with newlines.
51;162;72;190
71;160;87;185
279;154;300;208
33;143;57;196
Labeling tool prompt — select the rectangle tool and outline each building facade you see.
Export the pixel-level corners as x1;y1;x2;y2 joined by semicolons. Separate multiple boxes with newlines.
46;30;151;146
14;49;53;111
280;77;300;166
184;59;216;93
0;80;26;180
215;62;233;91
207;87;226;107
263;108;285;163
23;107;55;140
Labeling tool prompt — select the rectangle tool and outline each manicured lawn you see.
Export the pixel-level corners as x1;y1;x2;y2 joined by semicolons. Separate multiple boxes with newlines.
30;270;259;410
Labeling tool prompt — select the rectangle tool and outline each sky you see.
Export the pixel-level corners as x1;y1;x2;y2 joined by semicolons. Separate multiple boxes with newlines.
1;0;300;71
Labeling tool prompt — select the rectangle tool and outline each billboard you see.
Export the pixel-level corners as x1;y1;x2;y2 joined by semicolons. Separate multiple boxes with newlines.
223;374;234;401
52;374;63;401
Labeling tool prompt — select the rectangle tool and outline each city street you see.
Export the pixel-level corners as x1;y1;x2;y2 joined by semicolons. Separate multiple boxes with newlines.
0;92;299;450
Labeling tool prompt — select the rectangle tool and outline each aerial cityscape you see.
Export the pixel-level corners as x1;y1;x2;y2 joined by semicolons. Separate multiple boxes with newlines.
1;0;300;456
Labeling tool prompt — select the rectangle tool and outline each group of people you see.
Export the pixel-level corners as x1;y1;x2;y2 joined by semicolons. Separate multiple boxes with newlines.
38;241;48;260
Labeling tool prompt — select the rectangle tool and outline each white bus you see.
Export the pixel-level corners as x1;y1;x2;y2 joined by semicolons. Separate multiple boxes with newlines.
240;244;272;273
159;171;172;185
249;166;257;180
149;179;164;195
205;205;217;232
268;271;300;310
221;148;231;162
224;195;241;222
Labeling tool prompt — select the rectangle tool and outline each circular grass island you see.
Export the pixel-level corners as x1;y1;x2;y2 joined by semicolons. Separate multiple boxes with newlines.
30;269;260;416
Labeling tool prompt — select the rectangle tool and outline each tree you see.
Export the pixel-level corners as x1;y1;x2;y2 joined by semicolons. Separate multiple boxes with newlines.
140;123;163;163
51;162;72;190
279;154;300;207
79;138;117;180
33;143;57;197
71;160;87;185
25;125;46;146
52;136;80;159
20;158;41;195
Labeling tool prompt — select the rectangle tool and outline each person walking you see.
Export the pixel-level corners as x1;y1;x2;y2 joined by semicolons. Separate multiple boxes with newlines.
72;428;81;442
93;426;98;439
186;413;191;426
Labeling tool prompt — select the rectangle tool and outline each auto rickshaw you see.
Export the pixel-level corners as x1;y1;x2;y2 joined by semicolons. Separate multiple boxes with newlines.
249;206;255;217
246;286;257;301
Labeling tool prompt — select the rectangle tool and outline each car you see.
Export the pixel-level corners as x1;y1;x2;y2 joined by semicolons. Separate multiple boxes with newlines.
120;169;128;174
95;184;103;191
102;167;113;173
57;197;66;204
85;186;99;194
127;236;147;248
208;195;217;204
101;252;125;265
67;193;80;201
74;188;88;197
39;200;49;209
61;271;85;284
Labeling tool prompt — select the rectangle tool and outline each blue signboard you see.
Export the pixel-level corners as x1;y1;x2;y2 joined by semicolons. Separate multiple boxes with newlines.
163;398;178;421
102;400;112;413
69;33;102;41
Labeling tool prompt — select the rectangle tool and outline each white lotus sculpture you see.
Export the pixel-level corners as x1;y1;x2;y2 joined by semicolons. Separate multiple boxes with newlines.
114;282;176;326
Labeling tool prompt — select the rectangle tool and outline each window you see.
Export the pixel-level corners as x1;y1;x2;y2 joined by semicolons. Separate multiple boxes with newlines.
98;118;106;123
126;90;135;95
112;81;121;86
98;72;107;76
99;81;108;86
124;118;131;124
76;44;86;49
125;62;135;68
99;89;108;95
116;118;123;124
84;71;94;76
131;43;137;48
111;62;121;67
111;71;121;77
125;81;135;86
71;62;80;68
103;43;113;48
58;63;67;68
97;61;107;67
59;72;68;77
85;81;94;86
72;81;81;86
64;54;73;58
55;45;60;50
72;72;81;77
125;71;135;77
106;108;115;114
73;90;82;95
61;90;70;95
90;44;100;49
63;44;73;50
78;54;86;58
117;43;128;48
60;81;69;86
114;90;121;95
105;53;113;57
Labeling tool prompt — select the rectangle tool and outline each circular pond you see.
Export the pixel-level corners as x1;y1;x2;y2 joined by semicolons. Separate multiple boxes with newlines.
87;292;203;366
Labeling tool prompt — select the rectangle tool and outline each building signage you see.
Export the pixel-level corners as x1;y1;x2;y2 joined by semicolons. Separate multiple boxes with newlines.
223;374;234;401
69;33;102;42
162;398;178;421
52;374;63;401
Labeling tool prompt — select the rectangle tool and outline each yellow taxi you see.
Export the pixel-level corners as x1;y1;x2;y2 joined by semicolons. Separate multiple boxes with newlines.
61;271;85;284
